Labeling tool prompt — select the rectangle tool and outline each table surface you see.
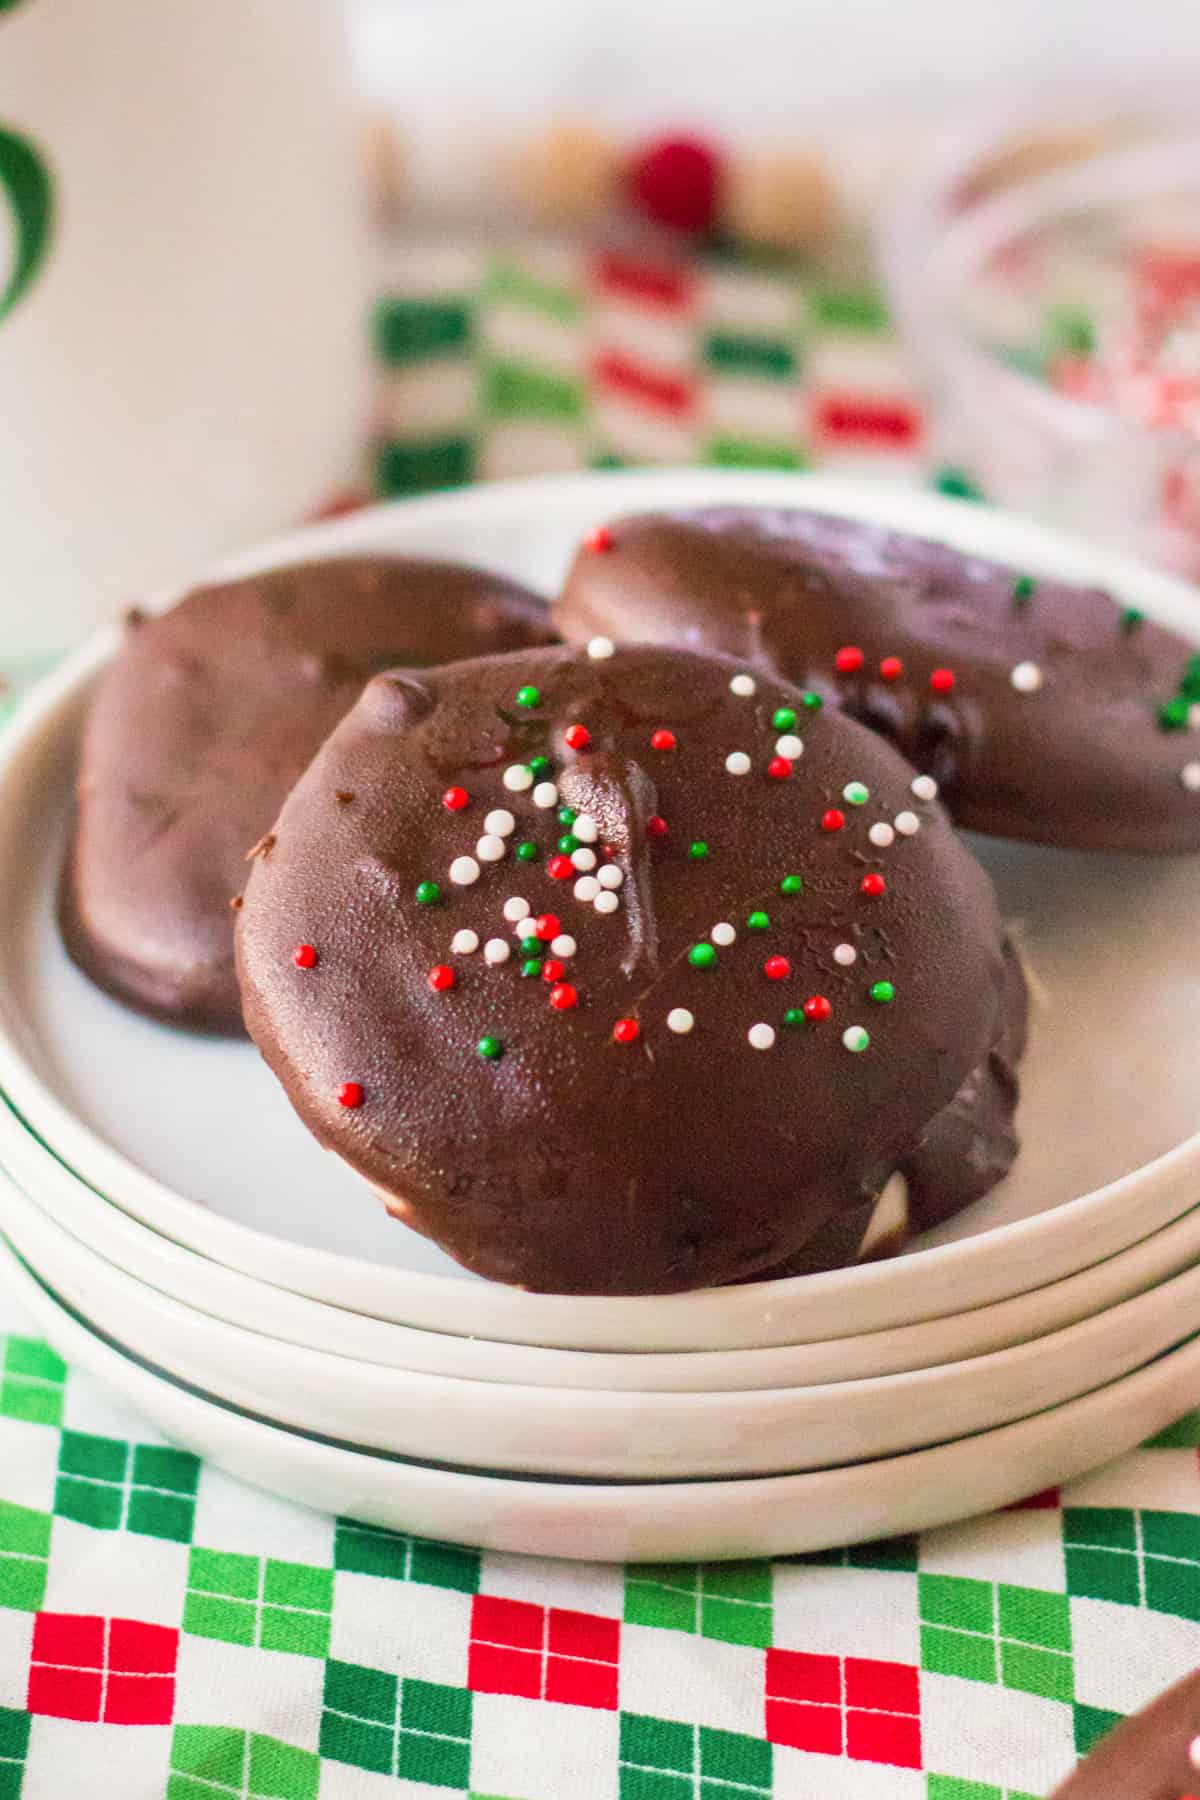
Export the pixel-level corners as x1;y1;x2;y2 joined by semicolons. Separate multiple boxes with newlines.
1;237;1197;1800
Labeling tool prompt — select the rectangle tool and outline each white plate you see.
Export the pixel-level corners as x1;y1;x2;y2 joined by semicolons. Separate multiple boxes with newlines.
6;1236;1200;1560
1;469;1200;1351
5;1090;1200;1392
4;1159;1199;1479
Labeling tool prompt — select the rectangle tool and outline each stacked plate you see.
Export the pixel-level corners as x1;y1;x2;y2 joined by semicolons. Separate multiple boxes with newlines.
1;469;1199;1563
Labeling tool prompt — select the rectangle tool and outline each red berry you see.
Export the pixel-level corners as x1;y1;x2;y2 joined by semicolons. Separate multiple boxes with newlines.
336;1081;364;1109
548;854;575;880
835;645;864;675
803;996;832;1024
879;656;903;681
764;955;790;981
534;913;560;941
583;525;613;553
442;785;469;812
549;982;578;1011
293;943;318;969
861;872;887;898
650;728;677;752
645;814;669;839
564;723;591;750
428;964;455;992
613;1017;640;1044
628;133;721;234
822;808;846;832
541;959;566;984
930;667;956;694
767;756;792;780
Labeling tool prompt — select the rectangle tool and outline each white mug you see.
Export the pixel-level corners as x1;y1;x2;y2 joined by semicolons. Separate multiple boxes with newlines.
0;0;365;661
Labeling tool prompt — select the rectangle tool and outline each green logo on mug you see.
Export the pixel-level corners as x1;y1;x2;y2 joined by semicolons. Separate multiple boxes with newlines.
0;127;54;322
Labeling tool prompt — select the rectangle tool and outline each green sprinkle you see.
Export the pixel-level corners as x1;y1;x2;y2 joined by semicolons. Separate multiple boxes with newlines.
783;1007;806;1029
516;684;541;708
1012;575;1036;604
515;841;539;862
688;943;718;968
1182;655;1200;701
1159;697;1191;732
520;958;543;979
870;980;895;1004
779;874;803;896
528;755;551;777
843;782;869;806
477;1035;504;1060
521;936;545;958
557;834;579;854
415;880;440;906
934;465;985;502
747;910;770;931
1120;607;1145;634
557;806;577;827
772;706;797;731
844;1025;871;1053
801;690;823;712
688;841;710;861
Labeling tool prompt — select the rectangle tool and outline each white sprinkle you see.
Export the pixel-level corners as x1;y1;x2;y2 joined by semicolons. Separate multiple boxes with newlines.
1010;660;1043;694
711;922;737;946
571;847;597;872
1190;1733;1200;1772
476;834;506;863
748;1022;776;1051
503;763;533;792
532;781;559;809
515;916;540;939
911;775;938;802
451;929;479;955
503;896;530;923
775;734;804;760
573;814;599;843
1190;704;1200;731
483;938;511;966
449;856;480;886
574;876;601;901
725;750;752;776
587;635;615;660
1181;762;1200;792
894;811;920;836
729;673;757;697
843;1025;870;1053
833;942;857;967
550;934;577;958
594;890;620;915
597;864;624;889
868;822;895;848
667;1007;695;1034
484;809;515;838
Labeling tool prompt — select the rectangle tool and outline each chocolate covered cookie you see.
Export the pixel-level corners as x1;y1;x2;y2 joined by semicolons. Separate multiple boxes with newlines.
557;507;1200;853
236;643;1026;1295
62;557;554;1032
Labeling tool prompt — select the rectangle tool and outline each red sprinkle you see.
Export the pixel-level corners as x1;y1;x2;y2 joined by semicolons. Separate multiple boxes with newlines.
613;1017;640;1044
929;667;956;694
879;656;903;681
336;1082;364;1110
767;756;792;780
583;525;613;554
548;854;575;880
835;645;864;675
650;728;677;752
428;965;455;992
541;959;566;984
549;983;578;1011
860;872;887;898
442;786;469;812
534;913;561;941
803;995;832;1023
764;955;790;981
293;943;319;969
564;723;591;751
822;808;846;832
645;814;669;839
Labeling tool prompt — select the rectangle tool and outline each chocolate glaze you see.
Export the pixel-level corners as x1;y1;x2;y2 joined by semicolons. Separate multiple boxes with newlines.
236;644;1026;1295
61;557;554;1033
556;507;1200;853
1049;1666;1200;1797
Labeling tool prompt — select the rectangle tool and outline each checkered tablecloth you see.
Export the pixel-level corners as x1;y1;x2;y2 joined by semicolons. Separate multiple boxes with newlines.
0;238;1196;1799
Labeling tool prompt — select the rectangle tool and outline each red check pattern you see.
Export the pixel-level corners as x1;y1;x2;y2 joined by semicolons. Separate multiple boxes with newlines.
764;1649;922;1769
469;1594;620;1710
27;1612;178;1725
